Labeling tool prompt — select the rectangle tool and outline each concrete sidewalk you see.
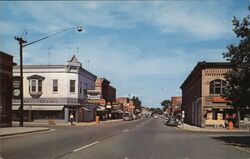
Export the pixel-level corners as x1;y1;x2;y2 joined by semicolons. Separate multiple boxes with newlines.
0;127;50;137
12;119;123;127
178;123;250;133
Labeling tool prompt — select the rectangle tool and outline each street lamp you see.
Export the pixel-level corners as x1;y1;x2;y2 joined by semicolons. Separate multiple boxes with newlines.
14;26;83;127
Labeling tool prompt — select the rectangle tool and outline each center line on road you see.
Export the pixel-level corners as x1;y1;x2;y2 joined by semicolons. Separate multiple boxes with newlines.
123;129;129;133
73;141;99;152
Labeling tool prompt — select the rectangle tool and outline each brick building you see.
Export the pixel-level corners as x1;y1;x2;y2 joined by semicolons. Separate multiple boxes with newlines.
180;62;233;127
116;97;135;114
167;96;182;116
0;51;16;127
95;78;116;104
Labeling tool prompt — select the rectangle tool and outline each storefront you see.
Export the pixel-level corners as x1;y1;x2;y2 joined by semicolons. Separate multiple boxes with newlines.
12;105;65;121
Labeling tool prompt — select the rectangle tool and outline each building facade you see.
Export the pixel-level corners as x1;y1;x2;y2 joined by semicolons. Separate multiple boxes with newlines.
167;96;182;116
0;51;16;127
95;78;116;104
12;55;97;122
181;62;233;127
86;77;117;120
116;97;135;114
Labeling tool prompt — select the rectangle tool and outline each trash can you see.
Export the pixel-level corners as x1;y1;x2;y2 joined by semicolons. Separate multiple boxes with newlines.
96;116;100;124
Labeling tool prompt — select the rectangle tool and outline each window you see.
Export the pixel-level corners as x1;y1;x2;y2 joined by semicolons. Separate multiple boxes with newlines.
27;75;45;98
212;108;219;120
209;79;226;94
70;80;76;93
38;80;42;92
30;79;43;92
53;80;58;92
80;82;82;94
31;80;36;92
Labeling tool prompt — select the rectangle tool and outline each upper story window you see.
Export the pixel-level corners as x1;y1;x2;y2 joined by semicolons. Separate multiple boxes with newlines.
80;81;82;94
30;79;43;92
27;75;45;98
53;80;58;93
209;79;226;94
31;79;36;92
70;80;76;93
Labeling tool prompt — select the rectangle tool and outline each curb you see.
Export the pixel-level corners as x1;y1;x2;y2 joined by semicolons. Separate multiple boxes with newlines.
177;126;249;133
19;119;123;127
233;145;250;154
0;128;51;137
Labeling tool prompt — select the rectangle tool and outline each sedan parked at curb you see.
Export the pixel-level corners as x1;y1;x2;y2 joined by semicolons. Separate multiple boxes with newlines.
165;117;178;126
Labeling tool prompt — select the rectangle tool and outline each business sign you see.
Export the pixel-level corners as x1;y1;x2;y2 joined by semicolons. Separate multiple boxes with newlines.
106;104;112;109
13;76;21;99
99;99;106;106
212;97;231;103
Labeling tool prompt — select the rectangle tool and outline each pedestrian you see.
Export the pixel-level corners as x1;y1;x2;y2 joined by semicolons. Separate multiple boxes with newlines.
70;113;74;125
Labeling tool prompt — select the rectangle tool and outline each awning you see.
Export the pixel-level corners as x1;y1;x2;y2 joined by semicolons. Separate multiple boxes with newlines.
12;105;64;111
111;109;123;114
80;107;91;111
12;106;32;110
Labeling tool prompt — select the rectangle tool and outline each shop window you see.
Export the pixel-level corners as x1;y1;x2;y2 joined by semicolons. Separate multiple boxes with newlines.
212;108;219;120
209;79;226;94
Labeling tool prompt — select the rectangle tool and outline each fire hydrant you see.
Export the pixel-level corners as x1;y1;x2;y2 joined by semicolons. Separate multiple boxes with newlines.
228;121;234;130
95;116;100;124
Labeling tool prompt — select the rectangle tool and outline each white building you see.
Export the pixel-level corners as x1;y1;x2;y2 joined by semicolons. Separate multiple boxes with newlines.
12;55;97;122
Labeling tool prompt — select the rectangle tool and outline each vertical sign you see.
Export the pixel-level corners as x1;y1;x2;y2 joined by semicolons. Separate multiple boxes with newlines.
13;76;21;99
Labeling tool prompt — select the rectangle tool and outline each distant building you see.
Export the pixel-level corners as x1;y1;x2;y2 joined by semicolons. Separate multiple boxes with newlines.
95;78;116;104
167;96;182;116
12;55;97;122
86;77;117;120
180;62;234;127
0;51;16;127
141;107;150;117
116;97;135;114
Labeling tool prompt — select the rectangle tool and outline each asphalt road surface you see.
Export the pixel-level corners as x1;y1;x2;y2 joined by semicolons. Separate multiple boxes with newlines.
1;118;250;159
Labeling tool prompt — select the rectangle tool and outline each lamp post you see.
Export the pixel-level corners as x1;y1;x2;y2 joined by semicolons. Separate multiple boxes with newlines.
14;26;83;127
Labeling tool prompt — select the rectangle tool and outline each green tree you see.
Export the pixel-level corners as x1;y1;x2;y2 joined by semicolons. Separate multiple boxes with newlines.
149;107;163;115
132;96;142;112
161;99;171;111
223;6;250;109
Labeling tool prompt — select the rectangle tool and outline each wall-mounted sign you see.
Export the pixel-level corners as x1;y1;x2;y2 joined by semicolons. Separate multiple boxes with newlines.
106;105;112;109
212;97;231;103
13;76;21;99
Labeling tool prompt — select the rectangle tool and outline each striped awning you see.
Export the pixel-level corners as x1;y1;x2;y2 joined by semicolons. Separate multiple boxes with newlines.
12;105;64;111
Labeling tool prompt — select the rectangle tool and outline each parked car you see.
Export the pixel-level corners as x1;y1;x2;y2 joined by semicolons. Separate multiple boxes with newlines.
123;113;133;121
165;117;178;126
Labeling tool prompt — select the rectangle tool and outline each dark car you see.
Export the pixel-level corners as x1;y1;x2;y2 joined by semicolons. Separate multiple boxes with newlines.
165;117;178;126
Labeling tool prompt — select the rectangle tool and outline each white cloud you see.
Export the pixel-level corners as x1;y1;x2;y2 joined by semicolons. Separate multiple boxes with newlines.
1;1;239;40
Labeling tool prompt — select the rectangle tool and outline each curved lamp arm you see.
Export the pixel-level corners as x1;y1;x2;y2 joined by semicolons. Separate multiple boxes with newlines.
23;26;83;47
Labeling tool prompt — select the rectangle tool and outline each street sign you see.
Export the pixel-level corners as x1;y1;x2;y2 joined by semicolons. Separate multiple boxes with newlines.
13;76;21;99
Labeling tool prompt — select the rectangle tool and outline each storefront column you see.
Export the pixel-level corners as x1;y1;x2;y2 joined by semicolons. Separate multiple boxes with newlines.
64;107;69;122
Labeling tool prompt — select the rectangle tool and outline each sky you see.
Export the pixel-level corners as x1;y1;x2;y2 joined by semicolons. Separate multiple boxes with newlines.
0;1;249;108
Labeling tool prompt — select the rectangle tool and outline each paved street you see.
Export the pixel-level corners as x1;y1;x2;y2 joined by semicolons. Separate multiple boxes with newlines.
1;118;250;159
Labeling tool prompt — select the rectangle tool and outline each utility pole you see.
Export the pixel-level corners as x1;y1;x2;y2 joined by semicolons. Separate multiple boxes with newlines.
14;37;27;127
